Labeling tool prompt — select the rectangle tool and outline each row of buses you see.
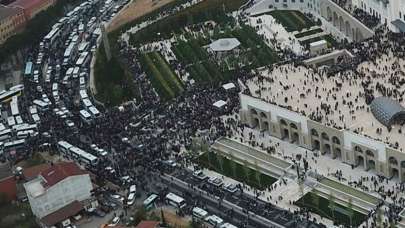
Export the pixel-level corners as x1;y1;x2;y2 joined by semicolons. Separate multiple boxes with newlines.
57;141;98;165
163;192;238;228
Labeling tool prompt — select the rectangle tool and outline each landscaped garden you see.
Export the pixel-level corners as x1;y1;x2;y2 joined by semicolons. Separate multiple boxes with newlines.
268;10;316;32
295;28;323;38
139;51;184;100
295;190;367;227
198;151;277;190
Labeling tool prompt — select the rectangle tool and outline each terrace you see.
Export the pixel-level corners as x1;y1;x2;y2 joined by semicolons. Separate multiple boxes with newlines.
246;54;405;151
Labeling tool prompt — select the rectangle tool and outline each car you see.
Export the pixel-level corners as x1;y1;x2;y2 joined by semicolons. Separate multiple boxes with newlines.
110;216;120;226
110;194;124;203
129;184;136;193
94;209;106;217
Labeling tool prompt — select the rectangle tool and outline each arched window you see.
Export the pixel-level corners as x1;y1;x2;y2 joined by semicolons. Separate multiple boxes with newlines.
321;132;329;141
311;129;319;136
332;136;340;145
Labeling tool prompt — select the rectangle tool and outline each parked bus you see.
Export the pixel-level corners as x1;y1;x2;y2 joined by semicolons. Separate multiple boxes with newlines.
24;62;33;77
80;109;92;124
165;193;186;209
143;194;158;210
76;51;90;66
192;207;208;220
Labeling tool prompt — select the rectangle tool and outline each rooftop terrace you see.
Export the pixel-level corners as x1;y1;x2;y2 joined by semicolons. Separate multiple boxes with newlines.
246;53;405;151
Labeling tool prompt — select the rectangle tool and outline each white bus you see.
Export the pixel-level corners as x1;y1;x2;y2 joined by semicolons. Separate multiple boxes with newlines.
192;207;208;220
52;83;58;92
57;141;73;155
204;215;224;227
79;77;86;89
15;116;23;125
32;114;40;123
143;194;158;210
7;116;15;127
89;106;100;118
73;67;80;78
79;90;88;99
0;129;12;141
33;99;49;111
66;67;74;78
17;130;37;139
44;27;60;45
82;98;92;109
220;223;238;228
4;139;25;151
69;146;98;165
165;193;186;209
80;109;92;124
78;42;89;53
76;51;90;66
10;96;19;116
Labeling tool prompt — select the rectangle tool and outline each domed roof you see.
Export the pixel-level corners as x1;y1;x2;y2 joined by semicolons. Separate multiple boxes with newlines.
209;38;241;52
370;97;405;126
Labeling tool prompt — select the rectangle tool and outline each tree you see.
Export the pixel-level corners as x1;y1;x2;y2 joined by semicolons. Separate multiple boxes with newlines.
218;155;225;172
160;208;167;226
254;160;261;187
328;192;336;221
229;153;237;178
347;197;354;227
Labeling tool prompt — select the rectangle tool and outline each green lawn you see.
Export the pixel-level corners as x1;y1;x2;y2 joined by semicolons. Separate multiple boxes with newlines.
295;28;323;38
140;52;184;100
268;10;315;32
172;25;278;85
319;178;380;206
198;151;277;190
295;191;367;227
0;194;38;228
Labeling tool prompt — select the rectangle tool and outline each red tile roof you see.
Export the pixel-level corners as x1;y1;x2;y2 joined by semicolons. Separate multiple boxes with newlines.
40;200;83;226
23;163;51;181
136;221;160;228
0;176;17;201
40;162;87;187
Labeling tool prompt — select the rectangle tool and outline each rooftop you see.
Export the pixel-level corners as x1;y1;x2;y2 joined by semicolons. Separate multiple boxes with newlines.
40;200;83;226
40;162;87;187
246;54;405;151
0;4;22;21
209;38;241;52
136;221;160;228
22;163;51;180
8;0;48;10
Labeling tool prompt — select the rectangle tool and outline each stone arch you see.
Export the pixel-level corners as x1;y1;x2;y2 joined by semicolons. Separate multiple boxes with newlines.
356;28;363;42
339;16;344;32
321;132;329;141
252;117;259;128
352;28;356;41
326;7;332;21
260;112;267;119
312;139;320;150
356;155;365;167
280;119;287;126
334;147;342;159
324;143;331;154
263;121;270;131
354;146;363;153
366;150;374;157
345;21;351;38
389;156;398;166
333;12;338;27
290;123;298;129
367;160;376;171
251;109;257;115
311;129;319;137
292;132;299;144
332;136;340;144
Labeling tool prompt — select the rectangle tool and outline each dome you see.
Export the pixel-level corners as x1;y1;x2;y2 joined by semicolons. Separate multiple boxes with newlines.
370;97;405;126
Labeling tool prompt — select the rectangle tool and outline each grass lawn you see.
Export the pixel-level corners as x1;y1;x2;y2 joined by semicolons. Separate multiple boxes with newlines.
198;151;277;190
295;191;367;227
0;194;38;228
268;10;314;32
319;178;380;206
295;28;323;38
140;52;184;100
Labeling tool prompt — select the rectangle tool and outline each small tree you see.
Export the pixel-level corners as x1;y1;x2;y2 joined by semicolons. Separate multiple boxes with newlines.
328;192;336;221
347;197;354;227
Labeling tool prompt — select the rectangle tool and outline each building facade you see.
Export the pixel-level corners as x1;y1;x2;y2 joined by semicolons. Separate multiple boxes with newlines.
239;93;405;182
0;5;26;44
24;162;93;219
9;0;56;20
352;0;405;32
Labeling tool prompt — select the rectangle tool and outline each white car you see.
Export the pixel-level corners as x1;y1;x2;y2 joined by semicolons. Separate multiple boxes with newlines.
224;183;238;193
208;177;223;187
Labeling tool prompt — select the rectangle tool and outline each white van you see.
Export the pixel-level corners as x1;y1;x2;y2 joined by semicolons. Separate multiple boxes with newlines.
127;193;135;206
